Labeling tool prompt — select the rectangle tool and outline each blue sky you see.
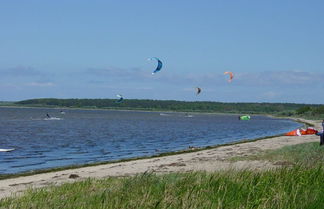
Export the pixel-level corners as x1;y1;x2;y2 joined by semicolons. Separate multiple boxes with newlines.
0;0;323;104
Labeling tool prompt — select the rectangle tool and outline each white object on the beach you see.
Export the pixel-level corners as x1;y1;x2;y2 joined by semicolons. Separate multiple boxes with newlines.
0;148;15;152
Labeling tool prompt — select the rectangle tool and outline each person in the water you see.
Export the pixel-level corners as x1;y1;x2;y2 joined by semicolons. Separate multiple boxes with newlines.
46;113;51;118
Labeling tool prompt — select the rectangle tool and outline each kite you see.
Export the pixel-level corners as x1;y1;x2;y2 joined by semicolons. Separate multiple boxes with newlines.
148;57;163;74
224;71;234;82
115;94;124;103
239;115;251;120
196;87;201;95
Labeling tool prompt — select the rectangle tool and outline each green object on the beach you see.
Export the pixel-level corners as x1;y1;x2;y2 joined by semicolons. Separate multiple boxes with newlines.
239;115;251;120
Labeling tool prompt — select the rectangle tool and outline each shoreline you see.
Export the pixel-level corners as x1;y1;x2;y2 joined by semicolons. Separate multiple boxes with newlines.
0;118;320;200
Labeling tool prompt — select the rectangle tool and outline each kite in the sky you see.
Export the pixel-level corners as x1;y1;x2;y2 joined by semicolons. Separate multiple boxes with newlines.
115;94;124;103
224;71;234;82
196;87;201;95
148;57;163;74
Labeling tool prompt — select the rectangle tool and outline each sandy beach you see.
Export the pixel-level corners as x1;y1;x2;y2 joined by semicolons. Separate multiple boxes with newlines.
0;118;321;200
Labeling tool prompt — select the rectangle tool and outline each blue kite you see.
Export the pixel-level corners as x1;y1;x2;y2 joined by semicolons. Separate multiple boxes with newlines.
115;94;124;103
148;57;163;74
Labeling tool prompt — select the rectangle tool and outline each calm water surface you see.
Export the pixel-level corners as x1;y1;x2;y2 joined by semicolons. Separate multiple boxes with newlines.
0;107;301;174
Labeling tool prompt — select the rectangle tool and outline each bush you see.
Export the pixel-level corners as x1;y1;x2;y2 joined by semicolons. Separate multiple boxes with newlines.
296;106;312;115
312;106;324;115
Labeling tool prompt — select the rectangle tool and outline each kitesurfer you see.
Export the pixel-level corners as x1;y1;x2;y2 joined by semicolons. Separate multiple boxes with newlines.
46;113;51;118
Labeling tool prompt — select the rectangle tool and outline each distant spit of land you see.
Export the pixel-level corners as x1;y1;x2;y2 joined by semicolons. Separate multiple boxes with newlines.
2;98;323;119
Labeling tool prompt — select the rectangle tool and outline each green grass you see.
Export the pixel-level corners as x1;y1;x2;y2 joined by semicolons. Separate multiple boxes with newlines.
1;166;324;209
231;142;324;167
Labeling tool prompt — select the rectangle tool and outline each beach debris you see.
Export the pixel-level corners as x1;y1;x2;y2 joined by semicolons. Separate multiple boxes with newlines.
160;162;186;167
148;57;163;74
196;87;201;95
69;174;80;179
273;161;294;166
115;94;124;103
224;71;234;82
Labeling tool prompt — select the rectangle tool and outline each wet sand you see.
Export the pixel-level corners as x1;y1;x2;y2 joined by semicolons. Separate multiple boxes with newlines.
0;118;321;199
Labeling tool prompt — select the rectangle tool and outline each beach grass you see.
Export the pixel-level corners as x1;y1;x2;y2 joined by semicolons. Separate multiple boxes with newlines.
1;165;324;209
231;142;324;167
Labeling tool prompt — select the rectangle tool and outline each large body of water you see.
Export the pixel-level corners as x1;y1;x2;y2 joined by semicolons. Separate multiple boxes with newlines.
0;107;301;174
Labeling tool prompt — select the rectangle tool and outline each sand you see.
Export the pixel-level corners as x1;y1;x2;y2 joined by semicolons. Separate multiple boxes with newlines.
0;118;321;199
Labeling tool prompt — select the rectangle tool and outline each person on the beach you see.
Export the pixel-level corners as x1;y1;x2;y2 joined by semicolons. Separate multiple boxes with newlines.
320;120;324;146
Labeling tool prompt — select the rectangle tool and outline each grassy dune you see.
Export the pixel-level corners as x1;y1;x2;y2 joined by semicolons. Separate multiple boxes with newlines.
1;167;324;209
1;142;324;209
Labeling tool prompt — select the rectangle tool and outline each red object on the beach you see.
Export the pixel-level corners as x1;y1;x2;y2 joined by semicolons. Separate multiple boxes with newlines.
285;129;301;136
285;127;318;136
305;127;318;135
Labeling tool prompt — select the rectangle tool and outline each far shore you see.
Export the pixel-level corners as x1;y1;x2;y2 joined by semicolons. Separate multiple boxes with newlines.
0;104;310;122
0;117;321;199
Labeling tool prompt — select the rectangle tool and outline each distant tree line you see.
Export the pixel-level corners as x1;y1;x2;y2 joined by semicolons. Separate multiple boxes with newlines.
295;105;324;117
15;98;323;117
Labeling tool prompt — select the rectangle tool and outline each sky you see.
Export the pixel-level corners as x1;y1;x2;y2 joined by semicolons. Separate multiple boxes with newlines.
0;0;323;104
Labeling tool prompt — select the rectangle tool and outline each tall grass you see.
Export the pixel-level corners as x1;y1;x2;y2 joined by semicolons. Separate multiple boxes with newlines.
1;165;324;209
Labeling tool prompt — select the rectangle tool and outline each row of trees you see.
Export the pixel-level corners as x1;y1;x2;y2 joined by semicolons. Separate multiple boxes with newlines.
15;98;323;116
295;105;324;116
